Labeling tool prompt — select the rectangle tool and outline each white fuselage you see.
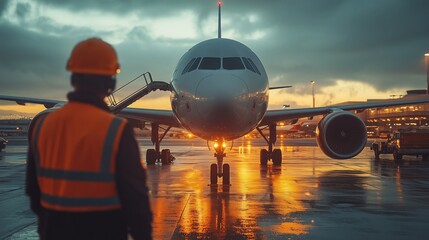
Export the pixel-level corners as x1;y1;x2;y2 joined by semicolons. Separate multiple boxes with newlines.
170;38;269;141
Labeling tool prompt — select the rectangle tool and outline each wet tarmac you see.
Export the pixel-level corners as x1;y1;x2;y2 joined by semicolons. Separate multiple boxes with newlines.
1;137;429;239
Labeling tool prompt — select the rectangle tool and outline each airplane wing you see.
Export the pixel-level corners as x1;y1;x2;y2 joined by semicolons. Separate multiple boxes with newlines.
117;108;181;128
269;85;292;90
0;95;65;108
259;97;429;126
0;95;181;128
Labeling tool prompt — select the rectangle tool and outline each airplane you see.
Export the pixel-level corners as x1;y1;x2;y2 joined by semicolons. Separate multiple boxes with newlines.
1;2;429;186
276;117;320;137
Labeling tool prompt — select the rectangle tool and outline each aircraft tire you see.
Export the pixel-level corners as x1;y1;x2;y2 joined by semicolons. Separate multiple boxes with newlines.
374;148;380;159
260;149;268;165
393;149;402;160
146;149;157;165
272;149;282;166
222;164;230;185
161;149;171;165
210;164;218;185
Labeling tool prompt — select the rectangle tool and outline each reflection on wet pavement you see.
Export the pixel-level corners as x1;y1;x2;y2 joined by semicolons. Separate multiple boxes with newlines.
142;138;429;239
1;137;429;239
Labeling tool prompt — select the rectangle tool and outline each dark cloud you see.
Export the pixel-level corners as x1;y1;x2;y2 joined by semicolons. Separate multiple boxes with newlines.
0;0;10;16
0;19;184;101
250;0;429;90
38;0;212;17
15;1;31;19
0;21;75;99
1;0;429;111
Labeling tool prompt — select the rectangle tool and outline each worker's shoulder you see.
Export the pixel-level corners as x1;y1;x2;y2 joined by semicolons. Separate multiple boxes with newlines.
85;106;129;129
41;102;128;126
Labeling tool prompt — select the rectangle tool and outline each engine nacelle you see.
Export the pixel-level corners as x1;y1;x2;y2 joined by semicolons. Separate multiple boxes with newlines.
316;110;367;159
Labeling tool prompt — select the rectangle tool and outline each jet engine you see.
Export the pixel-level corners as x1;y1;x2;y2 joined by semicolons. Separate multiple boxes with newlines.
316;110;367;159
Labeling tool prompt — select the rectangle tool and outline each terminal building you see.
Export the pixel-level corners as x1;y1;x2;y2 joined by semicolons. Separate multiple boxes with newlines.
276;89;429;138
363;90;429;137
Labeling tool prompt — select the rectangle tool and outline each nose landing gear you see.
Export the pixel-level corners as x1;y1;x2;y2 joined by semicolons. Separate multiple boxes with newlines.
210;141;231;186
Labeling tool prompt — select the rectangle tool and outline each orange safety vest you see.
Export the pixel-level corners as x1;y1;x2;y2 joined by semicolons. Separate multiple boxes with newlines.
32;102;127;212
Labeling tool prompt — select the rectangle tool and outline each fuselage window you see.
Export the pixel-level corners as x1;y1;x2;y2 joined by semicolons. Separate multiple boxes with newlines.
242;57;256;73
199;57;221;70
188;57;202;72
223;57;245;70
182;58;196;75
247;58;261;75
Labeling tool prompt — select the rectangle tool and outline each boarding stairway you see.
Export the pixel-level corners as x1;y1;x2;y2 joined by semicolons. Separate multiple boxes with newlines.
107;72;170;114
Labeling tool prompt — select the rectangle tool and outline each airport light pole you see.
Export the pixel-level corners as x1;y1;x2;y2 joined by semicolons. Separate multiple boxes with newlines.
310;81;315;108
425;53;429;95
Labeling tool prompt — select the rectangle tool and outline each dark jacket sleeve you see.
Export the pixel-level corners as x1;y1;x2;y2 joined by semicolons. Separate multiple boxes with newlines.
25;123;41;216
116;123;153;240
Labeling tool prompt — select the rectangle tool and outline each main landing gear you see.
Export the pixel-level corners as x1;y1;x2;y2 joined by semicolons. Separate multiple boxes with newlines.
256;123;282;166
210;141;230;186
146;123;174;165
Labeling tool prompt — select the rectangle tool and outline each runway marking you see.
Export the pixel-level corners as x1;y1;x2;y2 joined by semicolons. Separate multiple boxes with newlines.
171;193;192;238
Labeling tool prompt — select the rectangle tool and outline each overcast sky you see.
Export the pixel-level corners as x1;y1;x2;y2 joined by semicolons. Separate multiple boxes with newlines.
1;0;429;115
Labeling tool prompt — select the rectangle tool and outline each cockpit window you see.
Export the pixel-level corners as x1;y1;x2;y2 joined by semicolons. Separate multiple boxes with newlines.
182;58;196;75
242;58;261;75
182;57;260;73
242;57;256;73
188;57;201;72
247;58;261;75
223;57;245;70
199;57;221;70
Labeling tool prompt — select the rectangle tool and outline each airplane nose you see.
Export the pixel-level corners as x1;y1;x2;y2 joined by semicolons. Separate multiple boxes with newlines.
195;74;249;136
196;74;249;100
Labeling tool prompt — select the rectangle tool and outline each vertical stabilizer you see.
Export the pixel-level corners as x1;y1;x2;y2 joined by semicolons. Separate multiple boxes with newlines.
218;1;222;38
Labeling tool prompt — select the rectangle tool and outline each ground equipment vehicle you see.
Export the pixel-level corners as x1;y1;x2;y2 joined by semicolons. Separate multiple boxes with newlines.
371;127;429;160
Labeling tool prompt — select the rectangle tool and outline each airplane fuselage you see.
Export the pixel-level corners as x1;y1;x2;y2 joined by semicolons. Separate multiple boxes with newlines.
170;38;269;141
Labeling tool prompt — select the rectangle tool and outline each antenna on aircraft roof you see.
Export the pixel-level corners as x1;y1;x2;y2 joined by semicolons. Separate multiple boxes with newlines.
218;1;222;38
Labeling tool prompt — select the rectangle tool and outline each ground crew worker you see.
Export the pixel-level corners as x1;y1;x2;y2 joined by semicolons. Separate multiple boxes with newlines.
25;38;152;240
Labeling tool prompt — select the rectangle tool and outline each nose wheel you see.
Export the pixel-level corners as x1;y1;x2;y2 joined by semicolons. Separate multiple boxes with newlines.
210;163;230;185
210;141;231;186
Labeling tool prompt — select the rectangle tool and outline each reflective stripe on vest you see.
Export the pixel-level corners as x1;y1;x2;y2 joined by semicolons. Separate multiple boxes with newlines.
33;104;126;212
32;114;47;171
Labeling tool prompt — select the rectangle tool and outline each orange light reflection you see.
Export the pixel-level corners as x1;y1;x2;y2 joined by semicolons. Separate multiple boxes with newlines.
151;142;312;238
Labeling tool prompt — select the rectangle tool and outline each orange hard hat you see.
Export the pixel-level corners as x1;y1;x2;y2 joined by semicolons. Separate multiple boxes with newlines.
66;38;120;76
